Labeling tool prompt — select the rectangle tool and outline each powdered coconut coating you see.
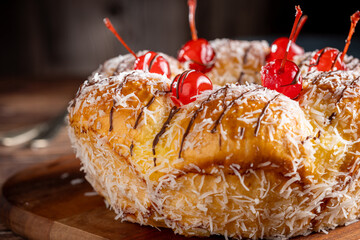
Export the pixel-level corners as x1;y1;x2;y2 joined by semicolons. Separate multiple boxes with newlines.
298;70;360;231
207;39;269;86
93;39;269;87
68;65;360;239
92;50;184;80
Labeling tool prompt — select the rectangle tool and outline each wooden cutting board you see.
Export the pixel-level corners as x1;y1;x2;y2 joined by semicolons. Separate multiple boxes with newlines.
1;155;360;240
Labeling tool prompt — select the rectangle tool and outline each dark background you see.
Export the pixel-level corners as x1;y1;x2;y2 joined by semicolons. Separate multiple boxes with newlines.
1;0;360;79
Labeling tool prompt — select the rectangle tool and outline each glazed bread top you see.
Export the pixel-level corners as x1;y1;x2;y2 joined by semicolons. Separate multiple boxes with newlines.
68;38;360;193
299;70;360;186
68;70;318;184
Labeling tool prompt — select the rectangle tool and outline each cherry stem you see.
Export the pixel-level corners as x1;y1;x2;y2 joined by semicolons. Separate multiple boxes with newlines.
188;0;198;41
280;6;303;72
340;11;360;62
293;15;308;43
103;18;137;58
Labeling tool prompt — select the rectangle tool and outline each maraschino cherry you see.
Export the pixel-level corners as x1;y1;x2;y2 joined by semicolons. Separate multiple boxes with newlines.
308;47;346;72
104;18;171;78
261;6;303;99
170;70;213;106
266;15;307;62
177;0;215;73
308;11;360;72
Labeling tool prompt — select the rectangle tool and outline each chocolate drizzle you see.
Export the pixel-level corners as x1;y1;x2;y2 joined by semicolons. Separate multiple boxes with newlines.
71;80;95;108
243;45;252;65
281;69;301;87
175;70;194;99
148;53;159;72
130;142;134;156
308;47;344;71
108;73;132;132
109;57;133;77
336;76;360;104
239;127;245;139
254;94;280;137
116;73;132;92
308;48;327;68
327;76;360;124
178;88;226;158
133;90;169;129
314;130;322;140
291;92;301;100
328;112;337;124
133;94;157;129
211;87;261;133
330;51;342;70
216;87;229;147
301;132;322;144
212;86;229;132
152;106;180;166
301;135;312;144
298;54;312;70
311;71;334;85
237;72;245;84
109;100;115;132
236;44;252;84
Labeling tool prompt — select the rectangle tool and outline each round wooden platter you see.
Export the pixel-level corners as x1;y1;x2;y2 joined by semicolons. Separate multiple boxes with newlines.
1;155;360;240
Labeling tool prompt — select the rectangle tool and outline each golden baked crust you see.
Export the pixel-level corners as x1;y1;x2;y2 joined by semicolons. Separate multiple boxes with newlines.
68;43;360;239
299;71;360;181
68;71;315;239
298;70;360;231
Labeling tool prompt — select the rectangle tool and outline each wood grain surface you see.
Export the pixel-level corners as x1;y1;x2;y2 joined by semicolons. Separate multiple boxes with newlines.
0;76;84;239
1;155;360;240
0;155;221;240
2;77;360;239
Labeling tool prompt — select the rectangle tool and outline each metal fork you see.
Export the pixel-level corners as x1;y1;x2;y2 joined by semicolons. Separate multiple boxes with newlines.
0;110;68;148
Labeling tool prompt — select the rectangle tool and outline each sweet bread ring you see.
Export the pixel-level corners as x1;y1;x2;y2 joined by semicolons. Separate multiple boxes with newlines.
68;42;360;239
68;69;316;239
298;70;360;231
206;39;269;86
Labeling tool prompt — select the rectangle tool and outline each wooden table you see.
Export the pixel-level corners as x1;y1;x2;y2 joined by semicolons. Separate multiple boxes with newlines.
0;76;85;239
3;76;360;240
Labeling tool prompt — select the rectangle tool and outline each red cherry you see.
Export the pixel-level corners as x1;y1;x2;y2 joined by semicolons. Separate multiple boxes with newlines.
261;59;302;99
261;6;303;99
308;11;360;72
266;37;304;62
134;51;171;78
104;18;171;78
178;39;215;73
308;48;346;72
177;0;215;73
170;70;213;106
266;15;307;62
